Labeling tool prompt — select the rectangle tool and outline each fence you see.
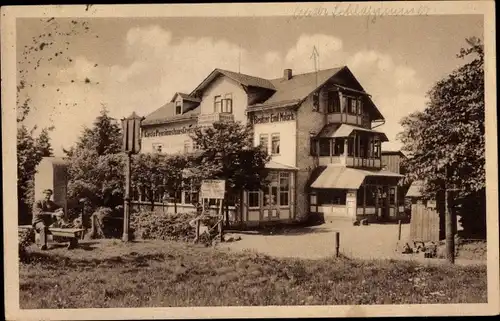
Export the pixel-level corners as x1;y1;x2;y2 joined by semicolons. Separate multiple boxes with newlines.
409;200;440;242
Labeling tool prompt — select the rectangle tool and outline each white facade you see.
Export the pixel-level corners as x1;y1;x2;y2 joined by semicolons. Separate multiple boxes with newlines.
198;76;247;123
141;120;197;154
251;109;297;168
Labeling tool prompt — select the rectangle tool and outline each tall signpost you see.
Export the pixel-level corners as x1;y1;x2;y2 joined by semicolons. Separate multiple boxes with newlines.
121;112;144;242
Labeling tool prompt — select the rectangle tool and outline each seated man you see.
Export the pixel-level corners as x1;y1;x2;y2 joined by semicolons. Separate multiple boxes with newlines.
32;189;62;250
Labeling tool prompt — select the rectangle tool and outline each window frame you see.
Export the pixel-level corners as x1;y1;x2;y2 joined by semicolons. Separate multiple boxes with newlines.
259;133;269;154
327;90;341;114
271;133;280;155
214;95;222;113
248;190;260;209
222;93;233;113
279;172;290;207
175;101;182;115
183;139;191;154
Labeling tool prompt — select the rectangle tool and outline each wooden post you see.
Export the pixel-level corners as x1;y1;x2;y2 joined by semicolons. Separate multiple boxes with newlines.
398;219;402;241
122;152;131;242
218;199;223;242
335;232;340;257
445;188;455;264
195;218;200;243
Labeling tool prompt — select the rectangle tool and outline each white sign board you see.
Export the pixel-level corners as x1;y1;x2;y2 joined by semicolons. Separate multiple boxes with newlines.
200;180;226;199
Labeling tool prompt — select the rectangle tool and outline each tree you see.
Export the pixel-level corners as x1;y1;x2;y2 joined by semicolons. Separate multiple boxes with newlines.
17;18;93;223
66;107;124;215
398;37;485;237
188;121;270;207
131;153;191;212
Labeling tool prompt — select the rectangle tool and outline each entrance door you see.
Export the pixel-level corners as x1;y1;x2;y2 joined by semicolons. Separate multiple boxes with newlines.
263;172;279;220
377;186;389;221
346;200;356;218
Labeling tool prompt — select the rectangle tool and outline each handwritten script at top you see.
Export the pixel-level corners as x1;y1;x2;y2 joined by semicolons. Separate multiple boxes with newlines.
289;4;432;23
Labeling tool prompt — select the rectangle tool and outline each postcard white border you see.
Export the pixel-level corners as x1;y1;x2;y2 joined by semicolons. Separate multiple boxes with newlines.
2;1;498;319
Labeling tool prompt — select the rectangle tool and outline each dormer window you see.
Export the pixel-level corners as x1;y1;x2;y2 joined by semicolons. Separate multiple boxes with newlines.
175;101;182;115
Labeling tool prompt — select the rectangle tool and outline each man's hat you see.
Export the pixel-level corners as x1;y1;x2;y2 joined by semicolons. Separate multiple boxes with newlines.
42;189;53;194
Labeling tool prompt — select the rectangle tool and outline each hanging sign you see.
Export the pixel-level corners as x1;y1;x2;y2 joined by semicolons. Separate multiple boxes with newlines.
200;180;226;199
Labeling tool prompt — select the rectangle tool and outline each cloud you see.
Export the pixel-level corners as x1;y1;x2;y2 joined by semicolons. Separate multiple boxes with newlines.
22;27;426;155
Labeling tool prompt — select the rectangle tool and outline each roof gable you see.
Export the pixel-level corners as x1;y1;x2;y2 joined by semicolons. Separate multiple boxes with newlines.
190;68;276;96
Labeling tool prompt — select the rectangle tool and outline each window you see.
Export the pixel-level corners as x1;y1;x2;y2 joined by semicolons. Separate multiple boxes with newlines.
342;96;348;112
184;182;199;205
183;140;191;153
175;101;182;115
214;95;222;112
265;172;279;206
389;188;396;205
347;137;354;156
317;189;346;205
271;133;280;155
333;138;344;156
319;138;331;156
279;172;290;206
192;140;199;151
259;134;269;153
357;99;363;115
327;91;340;113
348;97;357;114
222;93;233;113
359;137;366;158
310;138;318;156
357;187;364;206
373;138;380;158
312;92;319;111
152;143;163;153
248;191;260;208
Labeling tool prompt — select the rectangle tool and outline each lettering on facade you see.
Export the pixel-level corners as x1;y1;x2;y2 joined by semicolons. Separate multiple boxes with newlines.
143;126;195;137
252;111;296;124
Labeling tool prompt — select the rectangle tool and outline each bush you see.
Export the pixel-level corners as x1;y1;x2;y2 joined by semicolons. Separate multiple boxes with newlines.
19;228;34;262
130;211;218;244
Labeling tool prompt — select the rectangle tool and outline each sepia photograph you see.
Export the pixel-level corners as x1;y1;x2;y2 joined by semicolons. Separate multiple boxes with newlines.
2;2;498;319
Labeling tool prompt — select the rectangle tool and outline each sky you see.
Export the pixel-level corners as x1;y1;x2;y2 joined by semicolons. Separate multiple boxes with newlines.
17;14;483;156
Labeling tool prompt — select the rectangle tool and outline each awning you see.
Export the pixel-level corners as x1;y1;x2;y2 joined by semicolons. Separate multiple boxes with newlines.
318;124;389;142
406;180;425;197
310;165;403;189
265;160;299;170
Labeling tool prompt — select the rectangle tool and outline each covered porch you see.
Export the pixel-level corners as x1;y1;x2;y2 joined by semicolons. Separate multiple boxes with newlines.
308;165;405;222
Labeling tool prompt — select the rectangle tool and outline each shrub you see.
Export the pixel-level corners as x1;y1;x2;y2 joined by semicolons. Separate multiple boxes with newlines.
19;228;34;262
130;211;218;244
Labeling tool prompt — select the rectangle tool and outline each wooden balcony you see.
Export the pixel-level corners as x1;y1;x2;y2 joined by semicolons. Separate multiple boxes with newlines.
318;156;381;168
327;113;371;128
197;112;234;125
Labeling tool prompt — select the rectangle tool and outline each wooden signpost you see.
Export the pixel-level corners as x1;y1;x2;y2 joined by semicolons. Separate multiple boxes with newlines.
200;179;226;242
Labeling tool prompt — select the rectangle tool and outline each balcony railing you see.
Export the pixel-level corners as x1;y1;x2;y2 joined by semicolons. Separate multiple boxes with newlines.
197;112;234;125
318;156;381;168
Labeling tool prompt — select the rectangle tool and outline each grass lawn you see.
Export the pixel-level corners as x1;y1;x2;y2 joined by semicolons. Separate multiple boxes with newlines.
19;239;487;308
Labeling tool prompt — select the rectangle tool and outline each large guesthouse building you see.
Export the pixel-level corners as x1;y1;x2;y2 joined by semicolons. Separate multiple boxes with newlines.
138;67;405;226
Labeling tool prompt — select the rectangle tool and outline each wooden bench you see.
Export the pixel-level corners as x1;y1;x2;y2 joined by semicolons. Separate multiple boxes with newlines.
19;225;85;249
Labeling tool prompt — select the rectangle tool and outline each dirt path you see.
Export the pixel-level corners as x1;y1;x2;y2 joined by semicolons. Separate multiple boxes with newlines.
222;221;485;266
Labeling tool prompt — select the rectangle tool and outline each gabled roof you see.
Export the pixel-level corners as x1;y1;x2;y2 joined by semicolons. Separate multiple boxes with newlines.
190;68;276;95
406;180;425;197
170;92;201;103
381;150;407;158
263;67;345;106
142;102;200;126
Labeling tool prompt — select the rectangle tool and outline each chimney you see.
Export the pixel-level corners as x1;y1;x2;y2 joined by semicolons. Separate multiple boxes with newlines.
283;68;292;80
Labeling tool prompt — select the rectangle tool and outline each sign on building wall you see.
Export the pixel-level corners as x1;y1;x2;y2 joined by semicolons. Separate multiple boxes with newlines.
143;126;196;137
251;110;295;124
200;180;226;199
